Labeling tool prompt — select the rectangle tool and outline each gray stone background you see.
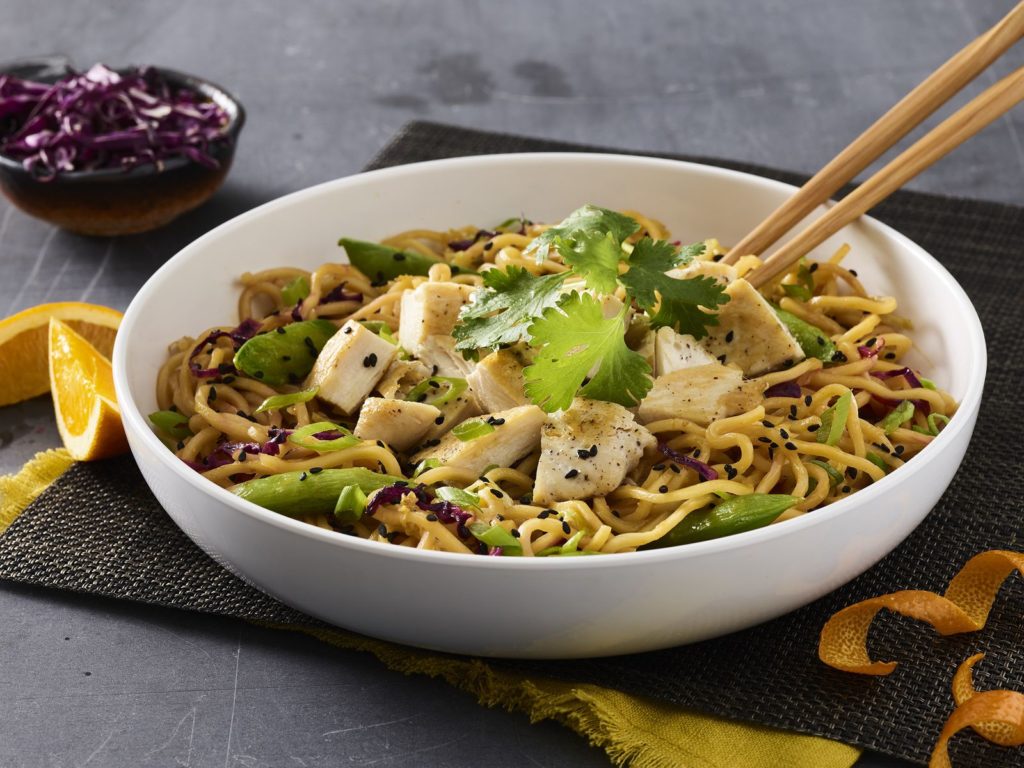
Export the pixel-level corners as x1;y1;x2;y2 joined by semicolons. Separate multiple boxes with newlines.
0;1;1020;765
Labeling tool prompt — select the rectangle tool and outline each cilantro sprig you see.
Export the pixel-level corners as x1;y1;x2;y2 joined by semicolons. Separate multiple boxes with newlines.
452;204;730;411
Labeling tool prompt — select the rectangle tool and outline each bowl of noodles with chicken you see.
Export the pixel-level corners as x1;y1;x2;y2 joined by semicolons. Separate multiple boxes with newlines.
113;153;985;658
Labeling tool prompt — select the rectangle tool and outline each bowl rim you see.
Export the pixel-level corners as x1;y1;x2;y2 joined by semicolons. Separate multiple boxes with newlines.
113;151;987;571
0;63;245;182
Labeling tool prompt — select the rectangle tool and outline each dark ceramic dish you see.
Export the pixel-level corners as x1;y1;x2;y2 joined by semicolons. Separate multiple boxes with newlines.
0;57;245;236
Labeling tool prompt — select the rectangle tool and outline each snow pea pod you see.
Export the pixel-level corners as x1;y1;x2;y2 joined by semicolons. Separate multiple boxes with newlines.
771;305;836;362
645;493;799;548
232;467;401;518
339;238;442;281
233;319;337;385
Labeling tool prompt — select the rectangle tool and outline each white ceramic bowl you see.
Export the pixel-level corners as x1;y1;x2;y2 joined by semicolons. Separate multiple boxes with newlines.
113;153;985;659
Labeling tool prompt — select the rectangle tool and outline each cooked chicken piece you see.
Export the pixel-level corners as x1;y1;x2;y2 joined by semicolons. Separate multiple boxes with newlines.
376;358;431;399
398;281;474;356
700;279;804;375
411;404;545;475
354;398;441;452
415;334;475;378
667;260;738;286
467;349;529;412
420;389;482;442
306;320;396;414
533;398;655;505
654;326;717;376
637;363;764;426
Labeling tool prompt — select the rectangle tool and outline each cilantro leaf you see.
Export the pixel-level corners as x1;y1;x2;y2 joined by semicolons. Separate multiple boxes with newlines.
452;267;568;357
619;237;729;339
525;204;639;263
524;292;652;412
557;230;622;294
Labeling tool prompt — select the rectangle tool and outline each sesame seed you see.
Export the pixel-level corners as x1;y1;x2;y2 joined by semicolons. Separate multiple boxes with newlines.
865;337;877;347
176;441;185;450
779;428;790;439
426;514;438;522
564;469;579;479
758;436;772;444
538;510;550;519
809;263;819;273
659;485;669;493
832;351;848;362
849;269;858;277
717;354;727;364
784;441;797;450
281;355;291;362
377;524;388;536
804;395;813;406
343;326;353;334
589;444;598;456
254;370;264;379
363;353;378;368
310;467;323;474
884;352;897;360
652;463;666;471
393;252;406;261
876;444;891;454
434;415;445;425
209;386;217;401
487;417;506;426
299;471;308;481
725;330;734;343
669;463;681;474
725;464;737;479
238;450;247;461
807;424;820;432
491;489;505;499
841;485;852;493
789;405;798;419
483;242;494;251
562;522;571;535
376;440;385;448
510;528;521;538
761;420;773;428
276;327;286;335
894;445;906;456
577;449;591;459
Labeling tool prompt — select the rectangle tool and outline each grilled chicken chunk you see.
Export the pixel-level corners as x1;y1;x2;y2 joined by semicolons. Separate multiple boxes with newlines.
701;279;804;375
420;389;482;442
667;260;738;286
637;362;764;426
467;349;529;412
306;320;396;414
398;281;474;356
376;358;431;399
415;334;475;378
411;404;544;475
354;398;441;451
533;398;655;505
654;326;717;376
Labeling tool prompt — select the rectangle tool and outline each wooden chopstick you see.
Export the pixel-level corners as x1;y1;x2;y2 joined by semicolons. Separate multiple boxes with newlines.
722;1;1024;265
746;65;1024;289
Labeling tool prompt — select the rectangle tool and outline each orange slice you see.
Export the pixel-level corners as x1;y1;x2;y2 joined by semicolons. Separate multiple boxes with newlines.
48;317;128;461
0;302;122;407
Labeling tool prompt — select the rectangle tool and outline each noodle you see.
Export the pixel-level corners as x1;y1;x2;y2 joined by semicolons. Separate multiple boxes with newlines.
155;215;957;557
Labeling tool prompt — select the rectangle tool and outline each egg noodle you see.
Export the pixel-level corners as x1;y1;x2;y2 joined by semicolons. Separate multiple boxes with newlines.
156;212;956;556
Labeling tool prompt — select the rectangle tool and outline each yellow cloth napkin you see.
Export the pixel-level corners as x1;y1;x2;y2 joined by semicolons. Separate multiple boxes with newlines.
0;449;861;768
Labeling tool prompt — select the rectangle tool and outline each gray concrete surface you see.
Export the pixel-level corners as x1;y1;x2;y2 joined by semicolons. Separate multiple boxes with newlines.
0;1;1020;765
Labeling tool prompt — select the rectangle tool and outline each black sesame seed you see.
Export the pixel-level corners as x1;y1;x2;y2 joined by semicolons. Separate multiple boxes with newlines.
849;269;858;277
717;354;727;364
816;336;825;346
725;464;737;479
538;510;550;519
393;252;406;261
428;380;440;388
865;337;877;347
807;424;820;432
761;420;773;428
276;327;286;335
669;463;681;474
565;469;579;479
789;405;798;419
884;352;897;360
562;522;571;535
299;471;308;481
725;330;735;343
496;514;506;521
377;524;388;536
779;428;790;439
209;386;217;401
758;436;773;444
804;395;813;406
426;514;438;522
832;351;848;362
577;448;591;459
281;355;291;362
304;336;317;356
491;489;505;499
894;445;906;456
176;440;185;450
254;370;264;379
589;444;598;456
238;450;247;461
343;326;353;334
510;528;521;538
363;353;378;368
659;485;669;493
877;444;891;454
841;485;852;493
784;441;797;451
653;463;666;471
310;467;323;474
809;263;819;273
487;417;506;426
434;415;445;425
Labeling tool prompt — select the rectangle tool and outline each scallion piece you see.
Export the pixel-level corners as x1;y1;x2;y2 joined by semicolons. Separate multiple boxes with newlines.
435;486;481;508
817;391;853;446
253;387;319;415
879;400;915;435
927;413;951;435
289;421;361;452
334;485;368;523
919;377;937;391
807;459;843;487
451;419;496;442
405;376;468;407
468;522;522;554
281;276;310;306
360;320;400;347
865;452;889;474
412;458;442;478
149;410;192;440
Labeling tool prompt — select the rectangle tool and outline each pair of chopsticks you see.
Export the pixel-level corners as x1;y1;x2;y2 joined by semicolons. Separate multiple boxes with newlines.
728;2;1024;288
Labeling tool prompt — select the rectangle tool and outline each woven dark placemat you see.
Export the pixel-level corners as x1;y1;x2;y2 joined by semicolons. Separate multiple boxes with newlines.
2;121;1022;767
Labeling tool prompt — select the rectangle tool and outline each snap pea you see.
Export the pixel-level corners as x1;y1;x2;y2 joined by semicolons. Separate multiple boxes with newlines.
233;319;337;385
644;493;799;549
232;467;401;517
878;400;914;435
468;522;522;554
817;391;853;446
334;485;368;524
149;410;191;440
339;238;442;281
771;305;836;362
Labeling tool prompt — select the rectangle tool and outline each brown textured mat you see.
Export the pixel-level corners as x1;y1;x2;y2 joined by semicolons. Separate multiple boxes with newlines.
2;122;1021;767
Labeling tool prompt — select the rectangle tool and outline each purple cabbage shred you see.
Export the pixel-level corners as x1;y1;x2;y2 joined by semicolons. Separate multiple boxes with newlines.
188;318;261;378
0;64;230;181
183;435;284;472
448;229;497;251
657;442;719;481
871;367;929;414
763;381;802;399
366;483;474;535
321;284;363;304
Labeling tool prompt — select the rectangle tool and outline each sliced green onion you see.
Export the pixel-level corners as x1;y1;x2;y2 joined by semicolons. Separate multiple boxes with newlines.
412;458;441;478
360;320;400;347
406;377;468;407
927;413;951;435
772;305;836;362
865;452;889;474
879;400;915;435
807;459;843;487
452;419;495;442
149;410;192;440
435;486;481;508
919;377;937;391
468;522;522;554
281;276;310;306
334;485;368;523
254;387;319;415
817;391;853;446
781;264;814;301
290;421;361;452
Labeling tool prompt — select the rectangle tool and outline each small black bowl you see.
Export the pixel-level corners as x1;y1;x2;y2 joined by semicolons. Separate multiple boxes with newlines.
0;58;245;236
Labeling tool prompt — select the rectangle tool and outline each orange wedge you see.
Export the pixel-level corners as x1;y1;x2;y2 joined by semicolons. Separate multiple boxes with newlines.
0;302;122;407
48;317;128;461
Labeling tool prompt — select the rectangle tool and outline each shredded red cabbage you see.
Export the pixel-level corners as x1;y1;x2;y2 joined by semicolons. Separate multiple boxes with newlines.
188;318;261;378
0;63;230;181
764;381;802;399
871;367;929;413
321;284;364;304
366;483;474;536
448;230;497;251
657;442;719;481
183;435;283;472
858;339;885;359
